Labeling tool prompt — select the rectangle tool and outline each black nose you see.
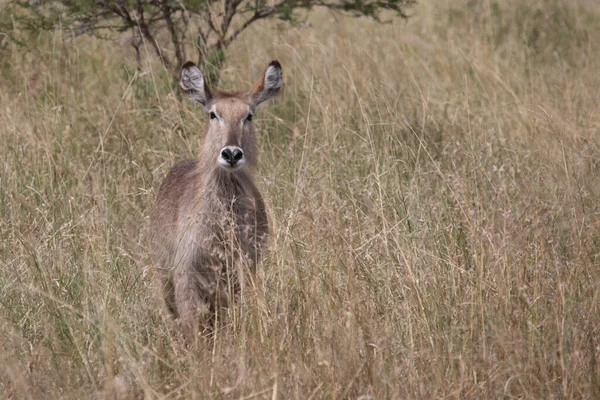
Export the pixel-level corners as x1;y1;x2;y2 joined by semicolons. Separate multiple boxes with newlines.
221;147;244;165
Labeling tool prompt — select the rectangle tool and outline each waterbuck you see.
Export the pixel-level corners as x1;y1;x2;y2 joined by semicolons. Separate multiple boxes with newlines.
150;60;282;333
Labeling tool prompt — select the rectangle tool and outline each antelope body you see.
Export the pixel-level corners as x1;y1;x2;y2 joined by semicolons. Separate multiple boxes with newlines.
150;60;282;332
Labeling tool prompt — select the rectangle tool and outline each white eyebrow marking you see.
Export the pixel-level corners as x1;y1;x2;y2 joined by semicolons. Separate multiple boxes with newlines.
208;105;224;124
240;106;254;126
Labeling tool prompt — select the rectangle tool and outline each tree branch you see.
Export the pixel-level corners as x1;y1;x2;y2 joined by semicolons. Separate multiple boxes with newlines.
221;0;244;45
161;0;183;67
220;5;279;49
135;0;172;68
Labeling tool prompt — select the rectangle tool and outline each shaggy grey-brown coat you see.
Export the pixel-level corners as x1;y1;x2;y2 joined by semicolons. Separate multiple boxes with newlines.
150;60;282;332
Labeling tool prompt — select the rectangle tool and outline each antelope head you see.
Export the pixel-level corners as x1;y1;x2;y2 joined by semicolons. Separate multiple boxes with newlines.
179;60;283;172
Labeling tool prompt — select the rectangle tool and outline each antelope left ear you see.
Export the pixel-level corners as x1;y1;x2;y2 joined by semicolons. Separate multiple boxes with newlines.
180;61;212;108
249;60;283;106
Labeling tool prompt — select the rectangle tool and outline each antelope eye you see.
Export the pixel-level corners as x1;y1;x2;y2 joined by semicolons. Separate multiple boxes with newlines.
245;114;253;122
209;112;217;120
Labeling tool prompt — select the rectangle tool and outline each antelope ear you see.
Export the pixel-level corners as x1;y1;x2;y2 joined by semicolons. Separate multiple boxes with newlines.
179;61;212;108
249;60;283;106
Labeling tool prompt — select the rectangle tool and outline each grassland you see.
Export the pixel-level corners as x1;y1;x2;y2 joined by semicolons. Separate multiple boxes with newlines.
1;0;599;398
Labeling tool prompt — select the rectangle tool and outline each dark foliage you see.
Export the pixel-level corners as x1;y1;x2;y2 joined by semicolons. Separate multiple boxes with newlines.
1;0;414;80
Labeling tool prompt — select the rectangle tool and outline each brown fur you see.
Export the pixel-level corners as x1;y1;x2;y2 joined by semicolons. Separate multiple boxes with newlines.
150;61;281;334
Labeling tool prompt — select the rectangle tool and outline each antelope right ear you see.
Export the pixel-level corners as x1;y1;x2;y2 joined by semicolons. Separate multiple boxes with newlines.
179;62;212;108
249;60;283;106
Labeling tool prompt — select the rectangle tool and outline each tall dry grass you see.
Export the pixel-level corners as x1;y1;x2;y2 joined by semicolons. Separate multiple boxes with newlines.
1;0;599;398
